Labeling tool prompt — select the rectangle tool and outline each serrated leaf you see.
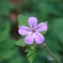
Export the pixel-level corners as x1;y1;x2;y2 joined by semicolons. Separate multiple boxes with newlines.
28;52;36;63
18;14;29;27
25;46;36;63
25;47;30;52
45;21;48;25
15;39;26;47
27;51;33;57
41;31;47;35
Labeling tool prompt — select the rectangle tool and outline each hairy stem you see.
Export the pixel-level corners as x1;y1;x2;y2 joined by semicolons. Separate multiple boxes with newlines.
41;43;61;63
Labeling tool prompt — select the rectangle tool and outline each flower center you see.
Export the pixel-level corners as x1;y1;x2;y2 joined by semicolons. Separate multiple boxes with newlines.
32;30;36;33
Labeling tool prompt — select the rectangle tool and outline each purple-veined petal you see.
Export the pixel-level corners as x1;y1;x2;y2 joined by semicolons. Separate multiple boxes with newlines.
28;17;37;29
24;32;34;45
36;22;47;32
18;26;31;35
34;32;44;44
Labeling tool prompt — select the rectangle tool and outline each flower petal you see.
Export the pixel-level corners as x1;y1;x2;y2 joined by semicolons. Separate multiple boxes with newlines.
28;17;37;29
36;22;47;32
18;26;31;35
24;32;34;45
34;32;44;44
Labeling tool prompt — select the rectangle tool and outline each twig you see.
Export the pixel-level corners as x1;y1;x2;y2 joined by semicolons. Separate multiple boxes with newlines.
41;43;61;63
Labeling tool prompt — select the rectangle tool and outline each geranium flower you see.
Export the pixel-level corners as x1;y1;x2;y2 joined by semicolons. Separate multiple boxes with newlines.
18;17;47;45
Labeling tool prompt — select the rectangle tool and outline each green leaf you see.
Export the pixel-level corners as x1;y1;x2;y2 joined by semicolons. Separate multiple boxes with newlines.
25;46;36;63
28;52;36;63
15;38;26;47
45;21;48;25
41;31;47;35
18;14;29;27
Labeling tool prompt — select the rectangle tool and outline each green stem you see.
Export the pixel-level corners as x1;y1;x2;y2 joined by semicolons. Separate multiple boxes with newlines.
41;43;61;63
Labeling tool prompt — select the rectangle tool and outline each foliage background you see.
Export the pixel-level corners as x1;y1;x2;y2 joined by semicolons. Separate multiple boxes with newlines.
0;0;63;63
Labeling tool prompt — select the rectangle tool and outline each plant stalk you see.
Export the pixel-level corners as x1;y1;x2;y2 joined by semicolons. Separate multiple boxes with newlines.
42;43;61;63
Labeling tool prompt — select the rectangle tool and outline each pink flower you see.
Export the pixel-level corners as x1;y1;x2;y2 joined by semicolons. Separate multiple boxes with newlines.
18;17;48;45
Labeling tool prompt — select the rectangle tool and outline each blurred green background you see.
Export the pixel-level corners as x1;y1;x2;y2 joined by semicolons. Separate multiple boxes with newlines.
0;0;63;63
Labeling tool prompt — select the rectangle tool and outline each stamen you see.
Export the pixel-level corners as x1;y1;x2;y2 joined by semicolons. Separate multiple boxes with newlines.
32;30;35;33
